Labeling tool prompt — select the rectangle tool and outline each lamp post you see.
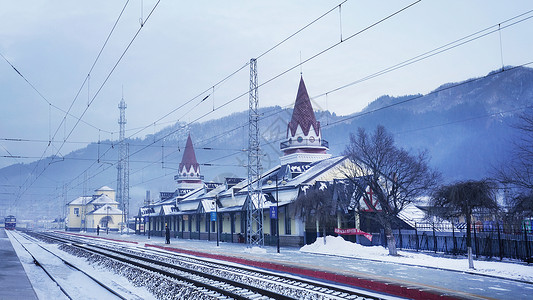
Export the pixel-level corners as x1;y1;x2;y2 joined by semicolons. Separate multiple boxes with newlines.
148;216;150;239
275;178;280;253
216;197;219;247
106;206;110;234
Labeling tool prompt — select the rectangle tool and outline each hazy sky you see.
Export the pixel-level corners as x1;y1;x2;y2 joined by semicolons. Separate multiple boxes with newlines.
1;0;532;169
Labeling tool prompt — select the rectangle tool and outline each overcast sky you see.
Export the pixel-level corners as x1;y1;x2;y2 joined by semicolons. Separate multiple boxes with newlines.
1;0;532;169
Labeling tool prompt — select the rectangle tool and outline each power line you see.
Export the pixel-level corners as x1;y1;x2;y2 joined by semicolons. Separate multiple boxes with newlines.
12;0;161;206
119;1;349;140
14;2;531;211
0;53;112;135
55;0;380;195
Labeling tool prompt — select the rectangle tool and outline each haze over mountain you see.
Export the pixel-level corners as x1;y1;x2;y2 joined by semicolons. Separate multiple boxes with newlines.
2;66;532;220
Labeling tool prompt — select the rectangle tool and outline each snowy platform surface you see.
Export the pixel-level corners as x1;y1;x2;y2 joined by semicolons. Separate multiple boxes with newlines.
67;231;533;299
0;228;38;300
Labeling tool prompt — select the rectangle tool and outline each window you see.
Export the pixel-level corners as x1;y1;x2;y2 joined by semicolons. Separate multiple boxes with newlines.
74;208;79;216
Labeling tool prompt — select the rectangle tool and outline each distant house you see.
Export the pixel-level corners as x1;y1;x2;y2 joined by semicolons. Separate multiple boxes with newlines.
66;186;123;232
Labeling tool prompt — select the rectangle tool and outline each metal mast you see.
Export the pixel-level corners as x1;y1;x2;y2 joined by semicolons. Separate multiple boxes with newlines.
124;142;130;233
246;58;263;246
117;95;128;234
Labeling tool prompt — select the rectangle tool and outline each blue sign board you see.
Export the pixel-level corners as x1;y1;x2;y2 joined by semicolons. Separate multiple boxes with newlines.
210;211;217;221
270;206;278;219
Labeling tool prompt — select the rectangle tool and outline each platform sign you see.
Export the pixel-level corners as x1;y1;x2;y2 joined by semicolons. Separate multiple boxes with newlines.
270;206;278;219
210;211;217;221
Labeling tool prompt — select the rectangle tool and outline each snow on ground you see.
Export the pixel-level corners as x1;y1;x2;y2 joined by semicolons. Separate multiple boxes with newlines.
300;236;533;283
8;231;155;300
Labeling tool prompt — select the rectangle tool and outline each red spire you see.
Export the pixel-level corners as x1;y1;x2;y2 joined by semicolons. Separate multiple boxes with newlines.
179;134;200;173
287;77;320;137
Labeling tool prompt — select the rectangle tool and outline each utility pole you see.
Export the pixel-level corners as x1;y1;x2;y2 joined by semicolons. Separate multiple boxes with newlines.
246;58;264;247
117;95;129;234
63;184;67;230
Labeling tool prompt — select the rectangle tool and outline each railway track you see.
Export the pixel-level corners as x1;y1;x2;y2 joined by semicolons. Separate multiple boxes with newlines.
7;230;139;300
27;231;401;300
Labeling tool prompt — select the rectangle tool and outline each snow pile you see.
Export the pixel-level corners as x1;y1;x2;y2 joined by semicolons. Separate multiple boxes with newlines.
300;236;533;282
301;236;389;257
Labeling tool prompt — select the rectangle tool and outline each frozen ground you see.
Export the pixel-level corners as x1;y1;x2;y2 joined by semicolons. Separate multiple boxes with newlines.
301;235;533;283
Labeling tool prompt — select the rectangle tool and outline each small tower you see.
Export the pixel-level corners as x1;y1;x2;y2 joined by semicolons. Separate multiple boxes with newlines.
280;77;330;165
174;134;204;192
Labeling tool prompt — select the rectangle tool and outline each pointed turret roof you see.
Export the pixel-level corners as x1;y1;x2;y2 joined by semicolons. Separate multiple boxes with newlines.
287;77;320;137
179;134;200;173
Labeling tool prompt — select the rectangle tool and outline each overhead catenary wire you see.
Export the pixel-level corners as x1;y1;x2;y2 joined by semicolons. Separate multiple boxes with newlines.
116;1;349;139
5;0;132;203
0;53;112;135
8;2;528;209
11;0;161;206
33;0;524;199
43;0;377;196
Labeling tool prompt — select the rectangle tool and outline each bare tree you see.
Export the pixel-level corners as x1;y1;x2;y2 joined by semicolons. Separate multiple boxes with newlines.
430;180;499;269
292;187;335;244
498;112;533;191
507;193;533;219
343;125;440;256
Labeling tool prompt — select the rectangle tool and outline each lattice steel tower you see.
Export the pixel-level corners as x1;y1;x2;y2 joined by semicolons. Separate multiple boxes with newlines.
117;96;129;234
246;58;264;246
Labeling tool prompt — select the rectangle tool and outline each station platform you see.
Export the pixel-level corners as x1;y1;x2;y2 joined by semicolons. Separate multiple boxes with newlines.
0;228;38;300
65;231;488;299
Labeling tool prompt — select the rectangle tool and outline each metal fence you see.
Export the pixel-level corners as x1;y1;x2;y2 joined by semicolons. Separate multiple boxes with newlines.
386;221;533;261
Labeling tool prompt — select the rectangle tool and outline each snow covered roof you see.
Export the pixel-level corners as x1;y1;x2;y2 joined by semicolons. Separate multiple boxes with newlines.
160;205;175;216
88;204;122;215
199;199;217;213
96;186;114;192
139;207;156;217
68;196;93;205
90;194;118;205
243;193;275;211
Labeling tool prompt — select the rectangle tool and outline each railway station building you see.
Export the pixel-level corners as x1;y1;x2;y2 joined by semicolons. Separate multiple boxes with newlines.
66;186;124;232
136;77;396;246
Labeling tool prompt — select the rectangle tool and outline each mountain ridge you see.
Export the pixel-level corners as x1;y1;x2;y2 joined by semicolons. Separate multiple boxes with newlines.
2;66;532;219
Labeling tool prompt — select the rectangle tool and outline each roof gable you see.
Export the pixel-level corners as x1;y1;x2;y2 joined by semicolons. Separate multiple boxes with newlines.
68;196;92;205
89;204;122;215
96;186;114;192
90;194;118;205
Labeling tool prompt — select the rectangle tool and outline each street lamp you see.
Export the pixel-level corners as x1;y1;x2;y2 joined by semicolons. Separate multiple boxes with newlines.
106;206;110;234
215;196;219;247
